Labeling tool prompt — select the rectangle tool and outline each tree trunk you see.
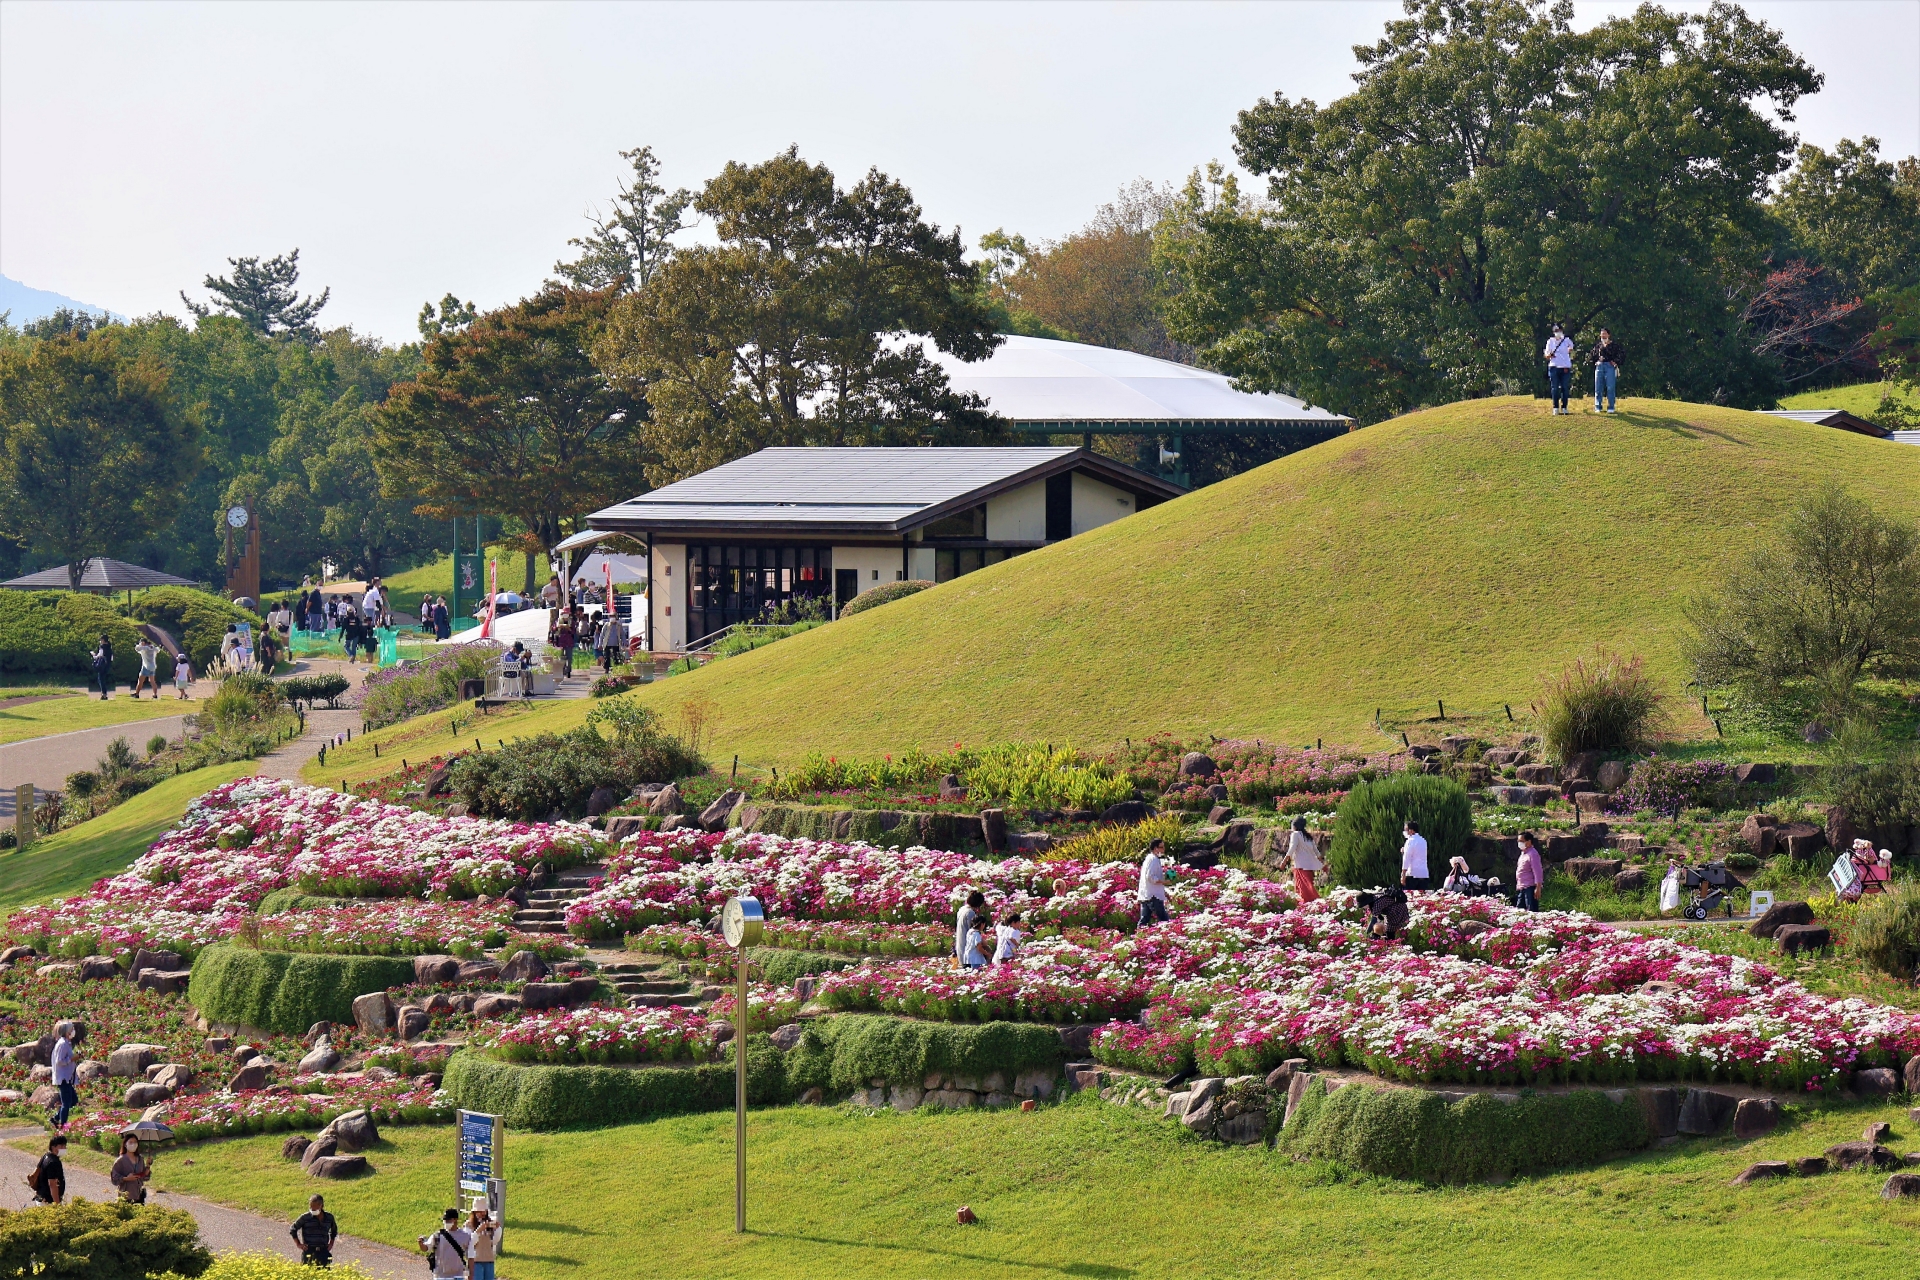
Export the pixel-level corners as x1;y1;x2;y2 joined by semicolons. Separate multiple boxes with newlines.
523;548;536;594
66;555;87;592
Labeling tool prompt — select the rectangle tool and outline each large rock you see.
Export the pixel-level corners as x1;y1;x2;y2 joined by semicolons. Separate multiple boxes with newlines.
648;784;683;817
229;1061;270;1091
1562;857;1623;884
1732;1097;1780;1139
412;955;459;985
889;1084;925;1112
395;1006;430;1040
1738;813;1779;858
1734;762;1777;786
1099;800;1149;825
107;1044;161;1077
307;1154;368;1179
1178;752;1216;778
1636;1087;1679;1138
1864;1121;1893;1144
1748;900;1814;939
472;993;523;1019
567;976;599;1005
147;1063;192;1091
1826;1141;1900;1171
128;949;183;981
1792;1156;1828;1176
424;765;453;797
301;1134;337;1169
1731;1161;1790;1186
74;1059;108;1084
298;1042;341;1074
0;945;37;966
323;1108;379;1151
1182;1096;1218;1135
700;789;744;832
770;1023;805;1052
1515;763;1557;785
1777;924;1832;955
1884;1173;1920;1199
7;1042;38;1068
604;815;646;841
136;969;191;996
78;955;119;981
35;963;80;980
587;786;621;818
521;982;571;1011
1905;1055;1920;1096
1217;1110;1268;1145
456;960;501;985
1778;823;1826;859
659;814;696;832
1613;867;1647;893
500;950;550;983
1594;760;1629;793
979;809;1008;853
1677;1088;1738;1136
351;992;394;1036
1853;1067;1900;1097
1011;1069;1056;1100
29;1085;59;1110
282;1135;311;1162
123;1082;171;1107
1561;750;1602;782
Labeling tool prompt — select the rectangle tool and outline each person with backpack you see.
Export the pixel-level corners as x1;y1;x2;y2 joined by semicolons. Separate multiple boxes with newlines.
90;633;114;699
49;1021;77;1128
419;1207;471;1280
290;1193;339;1267
1589;327;1623;413
27;1135;65;1204
1543;323;1575;414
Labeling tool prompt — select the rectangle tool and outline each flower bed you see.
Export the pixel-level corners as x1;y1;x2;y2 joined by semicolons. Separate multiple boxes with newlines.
64;1074;450;1148
467;1005;715;1066
253;899;571;959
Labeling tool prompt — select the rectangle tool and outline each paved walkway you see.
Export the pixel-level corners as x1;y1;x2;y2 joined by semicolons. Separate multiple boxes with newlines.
252;659;369;783
0;713;192;814
0;1127;422;1277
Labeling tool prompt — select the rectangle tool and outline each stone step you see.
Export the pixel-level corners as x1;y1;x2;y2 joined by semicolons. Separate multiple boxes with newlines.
627;993;706;1009
511;921;569;934
512;909;567;923
620;980;693;995
527;890;586;904
597;962;656;975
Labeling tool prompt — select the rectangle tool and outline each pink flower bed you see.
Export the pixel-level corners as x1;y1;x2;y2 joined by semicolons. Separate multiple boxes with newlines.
64;1073;449;1147
256;899;547;958
468;1005;715;1065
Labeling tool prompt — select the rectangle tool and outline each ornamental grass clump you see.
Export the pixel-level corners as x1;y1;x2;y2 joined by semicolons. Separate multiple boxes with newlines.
1847;887;1920;981
1042;812;1185;865
359;642;493;726
1537;649;1666;765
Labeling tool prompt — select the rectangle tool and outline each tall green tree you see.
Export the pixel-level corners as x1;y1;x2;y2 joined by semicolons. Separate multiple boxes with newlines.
180;250;331;338
0;330;200;589
374;285;649;582
1156;0;1820;422
553;145;693;292
596;149;1005;485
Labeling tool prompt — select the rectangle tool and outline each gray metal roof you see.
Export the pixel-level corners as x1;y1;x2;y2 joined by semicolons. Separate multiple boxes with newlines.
586;446;1180;538
1;557;198;591
1758;408;1889;439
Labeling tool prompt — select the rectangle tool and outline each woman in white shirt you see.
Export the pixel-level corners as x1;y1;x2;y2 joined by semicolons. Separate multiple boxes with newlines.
1283;816;1322;903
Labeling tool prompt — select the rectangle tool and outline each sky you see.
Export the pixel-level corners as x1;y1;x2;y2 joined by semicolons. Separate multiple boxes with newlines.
3;0;1916;343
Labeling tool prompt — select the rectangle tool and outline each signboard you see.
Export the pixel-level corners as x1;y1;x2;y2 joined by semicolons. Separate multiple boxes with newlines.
458;1109;502;1193
455;554;483;602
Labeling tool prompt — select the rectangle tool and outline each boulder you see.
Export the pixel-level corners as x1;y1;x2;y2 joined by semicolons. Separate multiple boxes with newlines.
1778;823;1826;859
445;803;468;819
1777;924;1831;955
1734;763;1777;786
1182;1096;1217;1135
107;1044;160;1077
660;814;696;832
29;1085;59;1110
979;809;1008;852
1099;800;1149;825
307;1154;368;1179
587;786;621;818
1515;763;1557;785
204;1036;233;1054
1731;1161;1790;1186
324;1109;379;1151
521;982;571;1011
1217;1111;1268;1145
1826;1141;1900;1171
35;963;80;980
648;784;683;817
500;950;550;983
604;816;646;841
1906;1055;1920;1096
282;1135;311;1161
1490;786;1532;807
1738;814;1779;859
412;955;459;985
1886;1173;1920;1199
232;1044;259;1064
1732;1097;1781;1139
28;1065;49;1083
1613;868;1647;893
1803;721;1832;745
1677;1088;1738;1136
567;976;599;1004
128;948;183;981
123;1082;171;1107
7;1042;37;1067
351;992;394;1035
1856;1067;1901;1097
472;993;523;1018
699;789;744;832
889;1084;925;1112
1636;1088;1679;1139
1594;760;1629;793
229;1061;270;1091
136;969;191;996
395;1006;430;1040
78;955;119;981
937;774;968;801
1865;1121;1894;1144
1011;1068;1056;1100
302;1134;337;1169
1056;1025;1100;1057
0;945;36;965
298;1042;341;1074
304;1022;333;1046
1792;1156;1828;1176
1748;900;1814;939
456;960;500;985
769;1023;805;1052
147;1063;192;1091
1207;805;1234;826
1562;857;1623;884
74;1059;108;1084
1178;752;1216;778
1561;750;1603;782
424;765;453;797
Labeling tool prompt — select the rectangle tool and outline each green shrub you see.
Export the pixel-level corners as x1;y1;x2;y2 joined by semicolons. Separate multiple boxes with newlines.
157;1251;381;1280
255;889;351;915
1538;649;1667;765
1281;1077;1649;1182
278;674;351;709
147;733;169;756
444;1039;786;1130
131;586;262;672
1826;741;1920;833
783;1014;1064;1096
1327;772;1472;888
698;948;861;985
63;770;98;798
1847;887;1920;979
838;579;933;617
0;1197;211;1279
188;944;415;1034
449;718;703;820
0;590;144;681
204;673;282;733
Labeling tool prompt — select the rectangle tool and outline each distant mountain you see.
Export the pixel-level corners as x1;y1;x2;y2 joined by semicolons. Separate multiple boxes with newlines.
0;275;125;326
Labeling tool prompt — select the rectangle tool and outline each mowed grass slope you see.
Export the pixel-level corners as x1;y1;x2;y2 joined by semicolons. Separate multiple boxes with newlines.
1778;380;1918;417
603;398;1920;761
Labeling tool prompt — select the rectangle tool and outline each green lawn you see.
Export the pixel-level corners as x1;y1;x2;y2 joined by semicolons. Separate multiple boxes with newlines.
1777;380;1917;417
120;1094;1920;1279
0;761;254;913
0;689;203;747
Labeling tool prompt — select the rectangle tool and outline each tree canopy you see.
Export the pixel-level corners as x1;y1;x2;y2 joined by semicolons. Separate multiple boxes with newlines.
180;250;332;338
553;145;693;292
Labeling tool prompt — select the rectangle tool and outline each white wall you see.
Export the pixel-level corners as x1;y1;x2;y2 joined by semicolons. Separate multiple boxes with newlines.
1071;473;1134;536
832;545;908;595
986;480;1047;542
649;543;685;651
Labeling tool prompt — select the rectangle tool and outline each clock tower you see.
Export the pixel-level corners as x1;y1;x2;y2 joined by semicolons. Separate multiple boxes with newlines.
223;503;261;606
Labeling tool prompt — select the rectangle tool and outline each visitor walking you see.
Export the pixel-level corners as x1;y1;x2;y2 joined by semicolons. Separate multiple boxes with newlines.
49;1021;77;1127
1138;837;1171;926
466;1197;499;1280
433;596;451;641
29;1135;66;1204
993;912;1025;964
1283;816;1321;903
419;1208;471;1280
1515;830;1545;912
1543;323;1574;414
291;1193;339;1267
90;633;114;699
173;653;193;699
551;608;577;676
1589;327;1622;413
293;594;309;634
1400;820;1429;890
955;890;985;967
109;1133;150;1203
362;579;384;624
595;609;626;674
132;637;161;699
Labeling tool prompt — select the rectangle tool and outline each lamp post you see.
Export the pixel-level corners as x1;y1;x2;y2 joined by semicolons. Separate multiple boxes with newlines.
721;895;763;1233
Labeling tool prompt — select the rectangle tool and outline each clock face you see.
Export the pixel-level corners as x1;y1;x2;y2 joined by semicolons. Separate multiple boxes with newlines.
226;505;250;529
721;896;764;949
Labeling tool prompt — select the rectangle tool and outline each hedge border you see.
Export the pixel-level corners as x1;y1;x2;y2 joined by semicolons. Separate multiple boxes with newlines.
187;943;415;1035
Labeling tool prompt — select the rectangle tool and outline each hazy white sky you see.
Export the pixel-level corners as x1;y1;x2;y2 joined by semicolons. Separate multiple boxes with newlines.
3;0;1916;343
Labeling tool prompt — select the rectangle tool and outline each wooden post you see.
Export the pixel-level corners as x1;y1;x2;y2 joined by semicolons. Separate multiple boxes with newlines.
14;785;34;851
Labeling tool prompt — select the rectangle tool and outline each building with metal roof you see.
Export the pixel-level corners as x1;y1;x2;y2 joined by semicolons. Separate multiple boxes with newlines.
1758;408;1891;439
1;557;198;593
584;445;1181;651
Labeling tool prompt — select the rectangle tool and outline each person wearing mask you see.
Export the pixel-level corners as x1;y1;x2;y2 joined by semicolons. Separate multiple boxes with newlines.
595;609;626;674
1543;323;1575;414
291;1194;339;1267
90;633;114;699
173;652;194;699
109;1133;151;1202
1589;327;1623;413
466;1197;499;1280
955;890;985;967
29;1135;66;1204
49;1021;77;1128
1515;830;1546;912
1400;820;1430;891
419;1208;471;1280
132;637;161;699
1138;838;1171;926
540;574;561;609
362;579;384;624
1283;816;1322;903
993;912;1026;965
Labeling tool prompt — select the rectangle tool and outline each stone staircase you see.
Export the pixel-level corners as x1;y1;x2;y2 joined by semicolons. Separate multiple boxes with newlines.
598;957;716;1009
509;864;603;935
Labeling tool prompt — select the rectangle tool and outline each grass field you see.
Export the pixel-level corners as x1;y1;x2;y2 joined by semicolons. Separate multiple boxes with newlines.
96;1093;1920;1280
1778;380;1918;417
0;761;254;913
0;689;203;747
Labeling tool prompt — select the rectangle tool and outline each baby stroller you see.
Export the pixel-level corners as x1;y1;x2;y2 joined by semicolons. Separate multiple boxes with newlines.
1680;862;1736;920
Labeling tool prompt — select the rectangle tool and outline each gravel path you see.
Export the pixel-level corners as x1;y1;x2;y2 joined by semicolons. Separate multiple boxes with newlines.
0;1126;423;1277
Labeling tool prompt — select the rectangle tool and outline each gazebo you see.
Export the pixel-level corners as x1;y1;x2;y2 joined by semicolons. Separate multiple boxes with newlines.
1;557;199;594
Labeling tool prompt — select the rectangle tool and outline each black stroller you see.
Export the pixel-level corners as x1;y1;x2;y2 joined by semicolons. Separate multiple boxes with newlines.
1680;862;1736;920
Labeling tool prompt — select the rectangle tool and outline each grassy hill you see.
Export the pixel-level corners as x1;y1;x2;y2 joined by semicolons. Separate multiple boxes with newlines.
1778;380;1917;418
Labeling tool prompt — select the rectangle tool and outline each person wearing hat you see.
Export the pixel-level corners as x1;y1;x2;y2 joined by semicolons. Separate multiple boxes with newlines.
420;1207;471;1280
291;1194;339;1267
467;1195;499;1279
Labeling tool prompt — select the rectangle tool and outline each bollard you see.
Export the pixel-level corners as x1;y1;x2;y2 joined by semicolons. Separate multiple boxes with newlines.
1437;699;1446;721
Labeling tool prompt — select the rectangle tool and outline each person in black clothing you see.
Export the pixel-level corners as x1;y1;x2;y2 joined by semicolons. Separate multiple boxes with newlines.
90;633;114;700
291;1193;339;1267
1590;328;1623;413
30;1135;66;1204
1356;889;1410;940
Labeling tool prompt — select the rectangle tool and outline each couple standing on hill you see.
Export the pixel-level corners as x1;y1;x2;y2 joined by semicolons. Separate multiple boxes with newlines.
1543;324;1623;414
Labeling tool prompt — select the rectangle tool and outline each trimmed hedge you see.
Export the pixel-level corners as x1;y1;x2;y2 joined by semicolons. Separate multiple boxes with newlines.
782;1015;1064;1097
1327;772;1473;888
1281;1078;1650;1182
188;943;415;1035
0;1198;211;1279
131;586;262;672
838;579;933;617
0;590;145;682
